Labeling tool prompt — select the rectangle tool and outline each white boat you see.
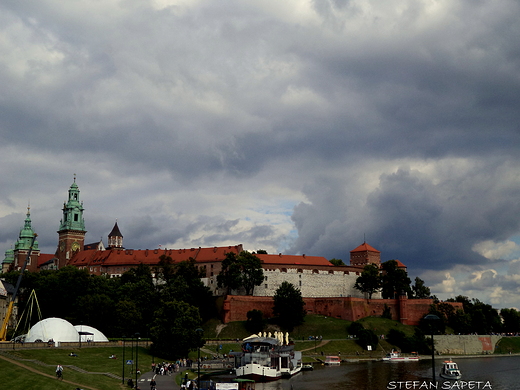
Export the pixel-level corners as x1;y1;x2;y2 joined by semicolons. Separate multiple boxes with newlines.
324;356;341;365
232;335;302;382
439;359;462;380
382;350;420;362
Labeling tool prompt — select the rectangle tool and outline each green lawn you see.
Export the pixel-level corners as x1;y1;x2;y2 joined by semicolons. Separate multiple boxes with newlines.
1;345;163;390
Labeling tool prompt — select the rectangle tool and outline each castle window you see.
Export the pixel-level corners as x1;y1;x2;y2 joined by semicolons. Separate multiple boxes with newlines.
74;214;78;221
265;284;268;289
299;281;302;286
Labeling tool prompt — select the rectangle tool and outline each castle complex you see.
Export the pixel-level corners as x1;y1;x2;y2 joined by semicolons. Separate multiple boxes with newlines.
2;178;439;325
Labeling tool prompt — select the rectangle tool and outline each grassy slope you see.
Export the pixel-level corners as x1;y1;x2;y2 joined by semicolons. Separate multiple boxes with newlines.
1;346;160;390
204;315;420;359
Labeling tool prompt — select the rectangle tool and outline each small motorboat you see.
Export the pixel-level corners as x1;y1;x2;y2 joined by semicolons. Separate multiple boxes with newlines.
302;364;314;371
439;359;462;380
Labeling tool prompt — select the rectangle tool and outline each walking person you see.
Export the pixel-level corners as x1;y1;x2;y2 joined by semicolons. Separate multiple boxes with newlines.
56;364;64;380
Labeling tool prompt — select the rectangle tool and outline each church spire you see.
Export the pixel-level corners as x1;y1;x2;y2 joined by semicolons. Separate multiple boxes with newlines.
107;221;124;249
59;175;86;232
15;205;39;251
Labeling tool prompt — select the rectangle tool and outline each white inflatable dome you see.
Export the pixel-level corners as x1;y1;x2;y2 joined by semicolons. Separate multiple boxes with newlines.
26;317;79;343
74;325;109;342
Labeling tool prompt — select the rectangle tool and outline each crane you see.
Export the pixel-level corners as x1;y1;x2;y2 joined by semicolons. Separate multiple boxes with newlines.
0;233;37;341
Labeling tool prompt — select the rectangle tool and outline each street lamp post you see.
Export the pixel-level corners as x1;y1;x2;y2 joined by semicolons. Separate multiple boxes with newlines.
424;314;440;383
121;336;126;385
196;328;204;390
135;332;140;389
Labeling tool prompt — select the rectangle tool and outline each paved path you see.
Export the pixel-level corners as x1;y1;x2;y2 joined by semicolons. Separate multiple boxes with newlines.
138;369;187;390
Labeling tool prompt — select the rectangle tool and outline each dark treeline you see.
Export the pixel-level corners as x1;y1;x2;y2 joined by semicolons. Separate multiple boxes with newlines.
1;255;209;359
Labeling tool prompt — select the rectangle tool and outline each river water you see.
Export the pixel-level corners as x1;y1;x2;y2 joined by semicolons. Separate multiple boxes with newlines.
254;356;520;390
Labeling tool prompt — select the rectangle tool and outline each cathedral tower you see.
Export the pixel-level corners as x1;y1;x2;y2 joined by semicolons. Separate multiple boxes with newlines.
107;221;124;249
13;206;40;272
57;176;86;268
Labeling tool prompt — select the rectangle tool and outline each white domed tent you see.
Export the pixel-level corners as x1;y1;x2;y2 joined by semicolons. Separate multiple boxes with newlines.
26;317;79;343
74;325;109;342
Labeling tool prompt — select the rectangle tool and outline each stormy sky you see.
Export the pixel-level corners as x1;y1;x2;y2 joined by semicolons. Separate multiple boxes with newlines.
2;0;520;308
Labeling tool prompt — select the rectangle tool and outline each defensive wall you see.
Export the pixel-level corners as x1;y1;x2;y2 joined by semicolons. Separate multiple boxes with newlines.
434;335;501;355
222;295;462;325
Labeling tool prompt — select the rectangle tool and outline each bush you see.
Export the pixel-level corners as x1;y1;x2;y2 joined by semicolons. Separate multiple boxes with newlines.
347;321;364;337
357;329;379;350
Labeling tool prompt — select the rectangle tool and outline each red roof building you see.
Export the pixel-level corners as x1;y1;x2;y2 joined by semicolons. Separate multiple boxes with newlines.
350;242;381;267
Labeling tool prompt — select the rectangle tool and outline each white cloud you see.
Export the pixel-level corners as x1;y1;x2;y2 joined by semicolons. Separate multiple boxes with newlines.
472;240;519;261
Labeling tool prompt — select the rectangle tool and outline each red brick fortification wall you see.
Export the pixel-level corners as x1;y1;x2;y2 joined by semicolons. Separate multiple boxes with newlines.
223;296;276;323
222;295;455;325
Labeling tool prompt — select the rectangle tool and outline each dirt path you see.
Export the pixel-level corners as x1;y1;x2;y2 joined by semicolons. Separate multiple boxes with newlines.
0;353;102;390
300;339;330;352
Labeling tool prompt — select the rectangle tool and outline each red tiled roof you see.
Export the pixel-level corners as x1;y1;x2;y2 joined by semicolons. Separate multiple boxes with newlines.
393;259;407;268
350;242;380;253
255;254;333;267
68;245;244;267
37;253;55;267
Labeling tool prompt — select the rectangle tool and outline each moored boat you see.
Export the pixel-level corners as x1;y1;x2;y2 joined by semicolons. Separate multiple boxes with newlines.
324;356;341;365
382;350;420;362
439;359;462;380
232;333;302;382
302;364;314;371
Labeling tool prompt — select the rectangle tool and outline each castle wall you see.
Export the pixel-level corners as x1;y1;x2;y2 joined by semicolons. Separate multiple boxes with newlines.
222;295;446;325
204;267;376;299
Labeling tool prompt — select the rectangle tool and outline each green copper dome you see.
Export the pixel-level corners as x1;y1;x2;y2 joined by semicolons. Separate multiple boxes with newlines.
14;207;39;251
3;248;15;265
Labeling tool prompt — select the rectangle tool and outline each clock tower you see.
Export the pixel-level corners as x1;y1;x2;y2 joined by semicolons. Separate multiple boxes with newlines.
57;176;86;268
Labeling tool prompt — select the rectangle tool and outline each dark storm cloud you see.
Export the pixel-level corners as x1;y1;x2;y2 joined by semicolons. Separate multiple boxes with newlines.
2;0;520;306
290;162;520;274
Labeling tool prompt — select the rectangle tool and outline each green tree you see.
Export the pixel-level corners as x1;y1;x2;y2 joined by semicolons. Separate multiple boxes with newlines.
273;281;306;331
357;329;379;350
217;252;245;295
381;260;412;299
446;296;501;334
412;277;431;299
240;251;264;295
347;321;364;337
329;258;345;266
113;300;142;337
149;300;203;359
159;258;215;321
500;308;520;333
354;264;382;299
217;251;264;295
255;249;268;254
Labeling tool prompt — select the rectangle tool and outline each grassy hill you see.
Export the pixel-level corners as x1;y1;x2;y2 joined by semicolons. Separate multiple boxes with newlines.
0;346;155;390
202;314;422;360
